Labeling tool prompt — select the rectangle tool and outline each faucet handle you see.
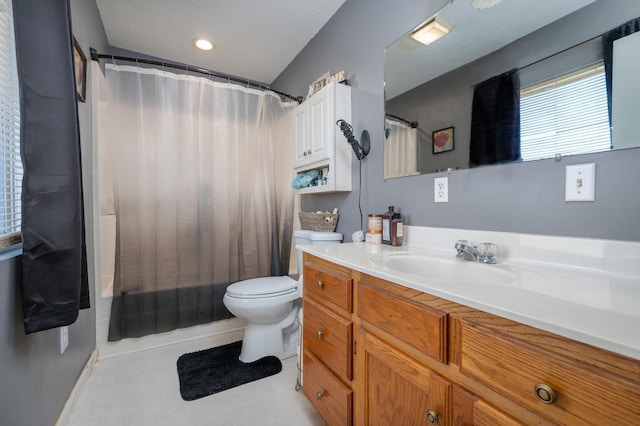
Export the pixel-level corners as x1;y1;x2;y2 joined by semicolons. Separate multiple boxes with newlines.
477;242;498;263
454;240;467;258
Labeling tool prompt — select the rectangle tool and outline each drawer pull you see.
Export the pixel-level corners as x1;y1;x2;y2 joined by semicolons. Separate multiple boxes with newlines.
534;383;557;404
316;281;325;289
316;391;326;400
426;409;439;424
315;330;325;339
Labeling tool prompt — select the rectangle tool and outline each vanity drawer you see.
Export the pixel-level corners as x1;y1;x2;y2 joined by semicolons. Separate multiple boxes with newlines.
460;321;640;425
304;297;353;381
304;253;353;314
303;349;353;426
357;281;448;364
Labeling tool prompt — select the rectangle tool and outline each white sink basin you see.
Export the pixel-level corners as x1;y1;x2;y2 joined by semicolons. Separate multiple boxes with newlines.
372;252;517;285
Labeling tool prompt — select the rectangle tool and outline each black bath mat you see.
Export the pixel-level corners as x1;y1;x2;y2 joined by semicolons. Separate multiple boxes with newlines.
176;340;282;401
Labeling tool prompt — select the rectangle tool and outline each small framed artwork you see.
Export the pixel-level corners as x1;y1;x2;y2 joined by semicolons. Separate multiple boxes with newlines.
73;37;87;103
432;127;454;154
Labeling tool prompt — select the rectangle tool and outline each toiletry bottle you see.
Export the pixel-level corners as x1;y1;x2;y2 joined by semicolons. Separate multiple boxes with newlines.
367;214;382;244
381;206;396;245
391;216;403;246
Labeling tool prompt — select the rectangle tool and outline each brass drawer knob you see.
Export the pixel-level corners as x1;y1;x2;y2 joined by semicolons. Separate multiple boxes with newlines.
315;330;324;339
534;383;557;404
426;409;439;424
316;391;326;400
316;281;325;289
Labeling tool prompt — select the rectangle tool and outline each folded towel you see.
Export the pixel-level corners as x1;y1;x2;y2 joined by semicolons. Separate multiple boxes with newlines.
292;169;320;189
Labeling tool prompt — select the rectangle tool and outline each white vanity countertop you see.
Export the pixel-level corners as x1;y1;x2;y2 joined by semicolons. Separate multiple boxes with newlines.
299;226;640;361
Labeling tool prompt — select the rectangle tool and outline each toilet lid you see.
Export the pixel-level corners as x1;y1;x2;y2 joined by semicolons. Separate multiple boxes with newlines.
226;276;298;299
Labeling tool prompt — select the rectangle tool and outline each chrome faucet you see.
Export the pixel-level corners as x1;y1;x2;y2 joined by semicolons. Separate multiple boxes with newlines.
455;240;497;264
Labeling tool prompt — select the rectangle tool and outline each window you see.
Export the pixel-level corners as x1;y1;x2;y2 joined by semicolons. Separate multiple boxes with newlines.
520;62;611;162
0;0;22;250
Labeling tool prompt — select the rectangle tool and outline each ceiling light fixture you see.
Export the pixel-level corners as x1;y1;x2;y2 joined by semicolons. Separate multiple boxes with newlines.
471;0;504;9
193;38;214;51
411;19;450;46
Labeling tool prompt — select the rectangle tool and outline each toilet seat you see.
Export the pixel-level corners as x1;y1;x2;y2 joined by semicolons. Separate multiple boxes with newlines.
226;276;297;299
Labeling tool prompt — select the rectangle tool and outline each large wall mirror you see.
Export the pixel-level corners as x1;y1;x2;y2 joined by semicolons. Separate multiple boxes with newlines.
384;0;640;179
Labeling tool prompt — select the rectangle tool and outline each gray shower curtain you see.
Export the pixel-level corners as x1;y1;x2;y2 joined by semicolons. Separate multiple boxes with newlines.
103;65;295;341
13;0;89;333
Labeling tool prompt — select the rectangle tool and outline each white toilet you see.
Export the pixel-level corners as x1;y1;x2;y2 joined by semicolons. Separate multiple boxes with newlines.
223;229;343;363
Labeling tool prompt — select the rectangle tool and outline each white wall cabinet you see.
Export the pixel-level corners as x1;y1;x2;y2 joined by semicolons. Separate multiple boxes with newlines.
293;82;352;194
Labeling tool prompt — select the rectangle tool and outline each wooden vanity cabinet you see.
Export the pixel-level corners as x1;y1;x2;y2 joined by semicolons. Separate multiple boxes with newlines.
303;258;640;425
354;273;547;425
302;253;354;425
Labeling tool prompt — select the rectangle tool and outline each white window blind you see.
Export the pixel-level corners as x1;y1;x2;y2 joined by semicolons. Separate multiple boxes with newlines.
0;0;22;250
520;62;611;162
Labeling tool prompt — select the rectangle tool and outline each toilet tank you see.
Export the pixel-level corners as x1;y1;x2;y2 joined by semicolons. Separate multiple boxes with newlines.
294;230;342;274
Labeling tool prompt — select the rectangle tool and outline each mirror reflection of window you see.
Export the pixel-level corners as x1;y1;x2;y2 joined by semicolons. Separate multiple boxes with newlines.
520;62;611;162
384;118;419;179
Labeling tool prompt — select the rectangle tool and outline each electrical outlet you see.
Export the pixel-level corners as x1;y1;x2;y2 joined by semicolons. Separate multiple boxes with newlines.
434;177;448;203
565;163;595;202
60;326;69;354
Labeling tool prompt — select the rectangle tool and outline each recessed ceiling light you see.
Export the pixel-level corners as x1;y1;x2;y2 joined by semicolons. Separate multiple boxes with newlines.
193;38;215;51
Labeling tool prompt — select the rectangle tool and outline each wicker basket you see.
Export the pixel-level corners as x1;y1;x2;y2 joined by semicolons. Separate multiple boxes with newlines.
299;212;339;232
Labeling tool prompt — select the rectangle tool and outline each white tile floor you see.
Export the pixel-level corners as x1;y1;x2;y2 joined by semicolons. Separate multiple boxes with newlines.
68;339;325;426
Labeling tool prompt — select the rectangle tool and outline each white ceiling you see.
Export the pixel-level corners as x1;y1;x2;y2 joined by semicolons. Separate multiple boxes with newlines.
385;0;596;99
95;0;347;85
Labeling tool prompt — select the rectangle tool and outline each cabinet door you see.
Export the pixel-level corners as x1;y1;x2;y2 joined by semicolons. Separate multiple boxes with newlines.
356;329;450;426
307;87;331;165
293;102;309;168
452;384;525;426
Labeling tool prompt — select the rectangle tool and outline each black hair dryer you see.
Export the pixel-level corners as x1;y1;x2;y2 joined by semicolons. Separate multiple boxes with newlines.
336;119;370;160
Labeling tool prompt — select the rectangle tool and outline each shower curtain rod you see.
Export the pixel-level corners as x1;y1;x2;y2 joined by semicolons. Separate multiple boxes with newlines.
386;113;419;128
469;34;603;88
89;48;302;103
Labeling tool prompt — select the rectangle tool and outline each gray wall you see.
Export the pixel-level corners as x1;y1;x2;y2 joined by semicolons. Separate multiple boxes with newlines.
0;1;108;424
272;0;640;242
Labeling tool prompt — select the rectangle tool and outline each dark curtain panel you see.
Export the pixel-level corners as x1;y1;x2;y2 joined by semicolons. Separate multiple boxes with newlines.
13;0;89;333
469;69;521;168
602;17;640;126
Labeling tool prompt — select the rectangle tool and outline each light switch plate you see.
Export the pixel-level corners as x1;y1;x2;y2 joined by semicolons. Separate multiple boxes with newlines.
565;163;595;202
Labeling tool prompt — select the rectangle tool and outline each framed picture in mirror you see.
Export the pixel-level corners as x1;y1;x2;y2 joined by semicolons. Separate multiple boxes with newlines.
73;37;86;103
433;127;454;154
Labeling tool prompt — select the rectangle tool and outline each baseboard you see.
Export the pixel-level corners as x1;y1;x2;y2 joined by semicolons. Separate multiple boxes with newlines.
97;319;246;360
55;348;99;426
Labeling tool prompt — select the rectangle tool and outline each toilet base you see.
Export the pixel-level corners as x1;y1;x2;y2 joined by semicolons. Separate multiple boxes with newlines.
239;306;300;363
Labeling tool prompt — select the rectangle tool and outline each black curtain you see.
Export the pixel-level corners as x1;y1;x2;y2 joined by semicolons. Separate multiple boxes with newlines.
13;0;89;333
602;17;640;126
469;69;521;168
